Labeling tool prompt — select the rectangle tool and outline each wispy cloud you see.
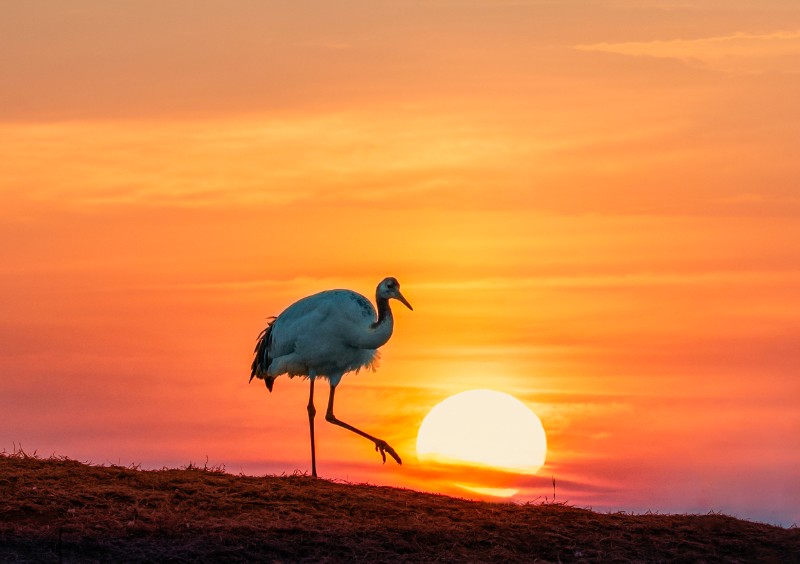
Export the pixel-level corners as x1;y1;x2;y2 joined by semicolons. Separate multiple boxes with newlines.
0;113;526;212
576;30;800;73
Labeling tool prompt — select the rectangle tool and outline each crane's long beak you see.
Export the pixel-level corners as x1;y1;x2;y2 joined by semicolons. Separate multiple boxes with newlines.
396;292;413;311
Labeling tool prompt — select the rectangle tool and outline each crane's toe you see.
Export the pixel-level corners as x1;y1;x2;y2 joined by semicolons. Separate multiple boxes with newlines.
374;439;402;466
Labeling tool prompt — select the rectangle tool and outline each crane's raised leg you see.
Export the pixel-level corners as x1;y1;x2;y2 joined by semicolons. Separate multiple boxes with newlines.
307;378;317;478
324;384;402;466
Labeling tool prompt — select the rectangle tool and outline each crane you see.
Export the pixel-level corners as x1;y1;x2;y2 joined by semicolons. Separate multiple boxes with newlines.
250;276;412;478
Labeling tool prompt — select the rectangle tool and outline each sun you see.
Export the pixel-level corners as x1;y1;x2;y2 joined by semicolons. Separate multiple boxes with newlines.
416;389;547;474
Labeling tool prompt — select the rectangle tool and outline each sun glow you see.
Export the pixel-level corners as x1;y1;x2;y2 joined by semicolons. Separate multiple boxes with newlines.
455;484;520;498
416;389;547;474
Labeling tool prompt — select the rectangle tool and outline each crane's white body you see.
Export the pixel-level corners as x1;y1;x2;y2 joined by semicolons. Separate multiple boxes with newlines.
267;289;391;387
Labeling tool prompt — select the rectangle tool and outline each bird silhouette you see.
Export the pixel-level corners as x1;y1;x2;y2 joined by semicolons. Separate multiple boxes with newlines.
250;277;412;478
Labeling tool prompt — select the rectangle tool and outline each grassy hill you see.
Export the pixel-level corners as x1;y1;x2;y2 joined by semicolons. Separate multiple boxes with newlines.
1;451;797;563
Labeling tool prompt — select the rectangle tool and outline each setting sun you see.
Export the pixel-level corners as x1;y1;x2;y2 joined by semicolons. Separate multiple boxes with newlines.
416;389;547;474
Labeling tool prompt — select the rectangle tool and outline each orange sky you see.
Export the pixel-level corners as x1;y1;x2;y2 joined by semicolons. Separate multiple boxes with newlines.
2;1;799;525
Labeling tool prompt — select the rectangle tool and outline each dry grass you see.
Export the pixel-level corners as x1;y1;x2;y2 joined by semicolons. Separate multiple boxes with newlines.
1;450;798;563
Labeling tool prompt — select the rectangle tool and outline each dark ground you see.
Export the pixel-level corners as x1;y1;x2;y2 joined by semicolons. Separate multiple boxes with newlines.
1;452;797;563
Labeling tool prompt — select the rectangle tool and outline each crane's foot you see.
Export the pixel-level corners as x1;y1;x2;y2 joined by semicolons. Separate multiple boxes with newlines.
374;439;402;465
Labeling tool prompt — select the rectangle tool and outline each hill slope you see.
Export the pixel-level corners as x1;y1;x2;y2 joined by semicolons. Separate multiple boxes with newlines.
1;453;797;563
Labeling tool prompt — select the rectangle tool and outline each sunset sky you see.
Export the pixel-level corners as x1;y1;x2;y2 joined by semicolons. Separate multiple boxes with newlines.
2;1;799;526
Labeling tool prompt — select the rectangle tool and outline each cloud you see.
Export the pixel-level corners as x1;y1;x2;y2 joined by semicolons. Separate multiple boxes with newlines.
576;30;800;73
0;112;523;213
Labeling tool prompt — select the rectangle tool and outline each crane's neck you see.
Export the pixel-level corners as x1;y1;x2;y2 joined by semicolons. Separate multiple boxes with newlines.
373;295;391;326
363;294;394;349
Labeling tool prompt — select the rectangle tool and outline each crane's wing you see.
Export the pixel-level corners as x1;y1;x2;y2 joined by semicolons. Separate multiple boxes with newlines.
261;289;376;370
277;290;376;329
250;318;276;389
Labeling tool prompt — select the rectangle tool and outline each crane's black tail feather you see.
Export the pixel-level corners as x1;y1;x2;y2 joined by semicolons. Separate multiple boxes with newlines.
250;318;276;392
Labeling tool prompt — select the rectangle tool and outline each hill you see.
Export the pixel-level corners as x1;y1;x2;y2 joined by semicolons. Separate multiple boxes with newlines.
1;452;797;563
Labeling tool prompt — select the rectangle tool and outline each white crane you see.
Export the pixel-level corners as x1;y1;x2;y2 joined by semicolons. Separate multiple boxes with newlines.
250;276;413;478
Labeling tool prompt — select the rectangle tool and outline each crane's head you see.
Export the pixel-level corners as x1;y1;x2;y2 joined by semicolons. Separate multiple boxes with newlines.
378;277;413;311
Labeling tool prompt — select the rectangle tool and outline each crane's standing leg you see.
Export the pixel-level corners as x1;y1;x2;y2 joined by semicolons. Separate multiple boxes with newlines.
307;378;317;478
324;384;402;465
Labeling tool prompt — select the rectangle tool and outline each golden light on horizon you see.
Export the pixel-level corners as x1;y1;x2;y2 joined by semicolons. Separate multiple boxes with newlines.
455;484;521;499
416;389;547;479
